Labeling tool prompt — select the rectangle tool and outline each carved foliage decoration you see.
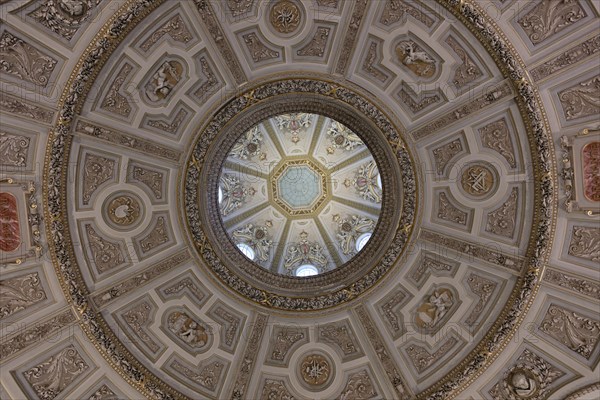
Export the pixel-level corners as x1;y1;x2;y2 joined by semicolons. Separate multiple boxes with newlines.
406;337;459;374
437;191;468;226
539;304;600;360
23;345;90;400
336;370;377;400
486;187;519;238
334;214;374;255
85;224;127;274
122;300;162;355
261;379;295;400
0;31;57;86
318;320;362;360
0;132;30;167
100;63;133;117
269;326;307;363
232;223;273;263
582;142;600;201
445;35;483;88
0;192;20;252
297;27;330;58
464;273;497;327
432;137;463;176
478;118;517;168
243;33;279;62
284;231;329;274
518;0;586;45
558;75;600;121
82;153;115;205
568;225;600;262
139;14;193;52
28;0;102;41
0;272;46;320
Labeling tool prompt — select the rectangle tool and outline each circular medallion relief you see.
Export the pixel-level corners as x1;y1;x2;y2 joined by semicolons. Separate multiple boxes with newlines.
183;78;416;310
103;192;143;230
298;353;334;390
269;0;302;34
460;163;498;199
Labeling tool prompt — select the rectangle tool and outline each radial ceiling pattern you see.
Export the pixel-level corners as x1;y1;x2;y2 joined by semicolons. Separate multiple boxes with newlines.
0;1;599;400
219;113;381;275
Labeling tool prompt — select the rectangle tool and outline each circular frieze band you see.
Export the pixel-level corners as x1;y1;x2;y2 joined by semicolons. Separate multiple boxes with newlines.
183;78;415;310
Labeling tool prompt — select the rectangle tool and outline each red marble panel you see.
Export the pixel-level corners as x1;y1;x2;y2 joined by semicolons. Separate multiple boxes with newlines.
582;142;600;202
0;192;21;252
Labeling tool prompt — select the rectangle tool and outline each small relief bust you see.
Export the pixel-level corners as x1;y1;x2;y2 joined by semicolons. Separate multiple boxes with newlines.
508;369;539;398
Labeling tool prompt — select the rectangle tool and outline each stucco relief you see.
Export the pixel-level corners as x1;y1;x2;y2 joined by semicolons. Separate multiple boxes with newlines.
268;326;308;364
539;304;600;360
261;379;296;400
100;62;134;118
582;142;600;201
84;223;128;274
344;160;382;203
0;31;57;87
144;60;184;103
558;75;600;121
81;153;116;206
0;272;46;320
378;0;436;28
406;337;460;374
485;187;519;239
395;39;436;78
445;35;483;89
297;27;330;58
568;225;600;262
166;310;210;351
121;300;163;356
318;320;363;361
139;14;193;52
415;287;457;332
0;132;30;167
478;118;517;168
488;348;566;400
336;370;377;400
0;192;20;252
23;345;90;400
432;137;464;176
518;0;586;45
243;32;280;63
27;0;103;41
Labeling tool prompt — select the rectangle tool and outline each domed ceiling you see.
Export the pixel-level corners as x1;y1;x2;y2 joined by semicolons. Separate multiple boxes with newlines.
217;112;382;275
0;1;599;400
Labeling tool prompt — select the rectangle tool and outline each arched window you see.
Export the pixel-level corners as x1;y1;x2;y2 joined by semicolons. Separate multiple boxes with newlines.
355;232;372;252
295;264;319;277
218;187;223;203
237;243;255;260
